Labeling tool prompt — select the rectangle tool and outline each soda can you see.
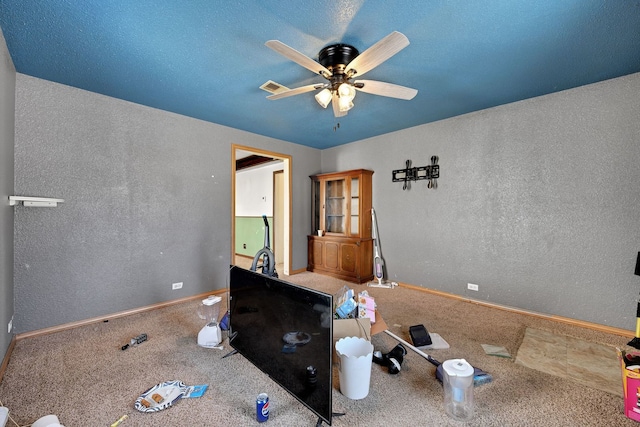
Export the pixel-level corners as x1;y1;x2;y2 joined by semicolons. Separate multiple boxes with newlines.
256;392;269;422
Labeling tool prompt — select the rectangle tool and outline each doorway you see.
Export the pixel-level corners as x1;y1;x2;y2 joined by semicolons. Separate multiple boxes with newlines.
232;144;291;275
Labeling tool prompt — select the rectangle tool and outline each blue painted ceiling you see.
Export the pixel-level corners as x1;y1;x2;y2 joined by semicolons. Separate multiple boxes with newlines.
1;0;639;149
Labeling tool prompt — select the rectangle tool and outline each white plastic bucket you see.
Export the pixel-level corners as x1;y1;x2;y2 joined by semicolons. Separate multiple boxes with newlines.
335;336;374;399
32;415;64;427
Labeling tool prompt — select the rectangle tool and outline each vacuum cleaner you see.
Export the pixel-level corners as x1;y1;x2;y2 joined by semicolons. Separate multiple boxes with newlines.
384;330;492;386
250;215;278;278
368;207;396;288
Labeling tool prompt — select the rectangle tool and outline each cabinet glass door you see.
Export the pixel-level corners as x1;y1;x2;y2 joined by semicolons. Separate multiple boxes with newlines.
312;180;321;232
350;177;359;236
325;178;346;233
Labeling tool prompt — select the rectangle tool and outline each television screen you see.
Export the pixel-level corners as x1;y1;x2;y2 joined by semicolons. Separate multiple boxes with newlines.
229;266;333;425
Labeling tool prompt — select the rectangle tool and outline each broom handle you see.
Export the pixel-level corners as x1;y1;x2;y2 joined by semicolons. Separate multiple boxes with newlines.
384;329;441;367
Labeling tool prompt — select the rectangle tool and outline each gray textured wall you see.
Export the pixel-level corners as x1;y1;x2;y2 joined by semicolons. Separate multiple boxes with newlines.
0;28;15;359
11;69;639;334
322;72;640;330
14;75;320;333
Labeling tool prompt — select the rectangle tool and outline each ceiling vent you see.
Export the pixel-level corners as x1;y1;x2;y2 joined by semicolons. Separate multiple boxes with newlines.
259;80;289;94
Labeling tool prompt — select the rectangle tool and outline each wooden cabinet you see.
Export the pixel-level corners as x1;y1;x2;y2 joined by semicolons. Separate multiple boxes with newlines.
307;169;374;283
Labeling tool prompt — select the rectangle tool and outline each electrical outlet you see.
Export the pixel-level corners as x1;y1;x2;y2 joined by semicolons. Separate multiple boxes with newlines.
467;283;479;291
172;282;183;290
7;315;13;333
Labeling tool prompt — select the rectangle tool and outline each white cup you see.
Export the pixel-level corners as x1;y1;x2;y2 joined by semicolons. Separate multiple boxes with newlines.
317;230;324;236
32;415;64;427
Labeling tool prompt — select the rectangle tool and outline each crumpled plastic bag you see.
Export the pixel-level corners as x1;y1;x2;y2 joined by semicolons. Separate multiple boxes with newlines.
481;343;511;358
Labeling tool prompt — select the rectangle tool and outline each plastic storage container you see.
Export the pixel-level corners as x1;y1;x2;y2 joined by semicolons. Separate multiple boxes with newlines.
442;358;474;421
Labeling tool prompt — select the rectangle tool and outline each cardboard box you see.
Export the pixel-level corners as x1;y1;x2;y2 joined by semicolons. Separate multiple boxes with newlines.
333;311;387;349
617;348;640;422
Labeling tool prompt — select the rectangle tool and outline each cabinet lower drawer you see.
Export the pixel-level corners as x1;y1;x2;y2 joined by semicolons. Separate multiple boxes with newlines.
307;235;373;283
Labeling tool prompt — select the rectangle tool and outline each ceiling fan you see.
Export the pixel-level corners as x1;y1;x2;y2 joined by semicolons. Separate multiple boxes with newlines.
263;31;418;117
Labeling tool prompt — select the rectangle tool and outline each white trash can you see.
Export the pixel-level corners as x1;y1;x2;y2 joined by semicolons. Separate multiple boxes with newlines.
32;415;65;427
335;336;374;399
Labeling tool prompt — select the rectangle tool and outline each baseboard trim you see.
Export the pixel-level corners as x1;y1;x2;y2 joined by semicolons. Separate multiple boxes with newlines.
15;289;227;341
0;335;16;383
12;280;634;343
398;283;634;338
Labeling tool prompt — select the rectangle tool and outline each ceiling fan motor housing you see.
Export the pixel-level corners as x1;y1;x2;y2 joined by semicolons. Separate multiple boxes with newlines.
318;44;359;76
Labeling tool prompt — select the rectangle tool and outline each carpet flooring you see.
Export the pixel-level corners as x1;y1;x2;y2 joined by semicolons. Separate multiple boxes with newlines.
0;269;636;426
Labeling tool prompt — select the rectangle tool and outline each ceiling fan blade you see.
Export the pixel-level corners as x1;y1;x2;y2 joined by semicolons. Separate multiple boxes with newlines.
332;92;347;117
345;31;410;77
265;40;332;77
266;83;326;100
354;80;418;100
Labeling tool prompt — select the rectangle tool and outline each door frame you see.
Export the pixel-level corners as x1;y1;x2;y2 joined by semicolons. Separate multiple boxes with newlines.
231;144;292;275
273;170;284;265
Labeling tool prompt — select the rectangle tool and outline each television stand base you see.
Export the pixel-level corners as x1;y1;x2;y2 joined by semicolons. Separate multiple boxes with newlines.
316;412;345;426
221;349;238;359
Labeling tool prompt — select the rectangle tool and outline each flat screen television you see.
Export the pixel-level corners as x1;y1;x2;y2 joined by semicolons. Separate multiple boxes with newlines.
229;265;334;425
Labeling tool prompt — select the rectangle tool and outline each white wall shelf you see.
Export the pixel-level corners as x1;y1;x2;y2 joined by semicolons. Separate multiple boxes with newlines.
9;196;65;207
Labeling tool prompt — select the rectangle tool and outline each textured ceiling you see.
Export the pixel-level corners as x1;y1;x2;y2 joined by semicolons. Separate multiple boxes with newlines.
1;0;639;149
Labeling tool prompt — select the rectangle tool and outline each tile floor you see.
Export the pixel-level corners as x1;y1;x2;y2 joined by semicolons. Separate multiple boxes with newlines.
515;327;622;396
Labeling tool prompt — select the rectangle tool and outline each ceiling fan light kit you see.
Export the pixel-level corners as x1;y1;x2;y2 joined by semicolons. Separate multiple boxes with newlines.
314;89;332;108
264;31;418;117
